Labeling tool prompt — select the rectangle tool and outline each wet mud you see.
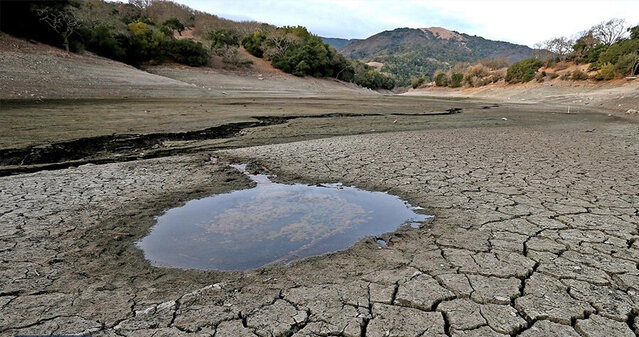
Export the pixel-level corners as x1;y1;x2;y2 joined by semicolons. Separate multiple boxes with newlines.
0;108;465;176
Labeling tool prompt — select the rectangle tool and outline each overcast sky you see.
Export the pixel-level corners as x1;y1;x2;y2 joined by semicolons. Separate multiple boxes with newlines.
165;0;638;47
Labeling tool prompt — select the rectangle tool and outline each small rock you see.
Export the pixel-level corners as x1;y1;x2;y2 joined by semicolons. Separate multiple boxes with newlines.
494;296;510;302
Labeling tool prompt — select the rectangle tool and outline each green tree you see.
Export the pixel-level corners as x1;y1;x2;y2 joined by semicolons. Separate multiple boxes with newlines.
594;63;616;80
242;31;268;57
207;28;244;65
505;58;543;83
411;77;426;89
207;29;241;50
84;25;128;61
434;73;448;87
331;53;355;82
572;31;599;63
240;25;395;89
163;18;185;36
127;21;166;63
450;72;464;88
165;39;209;66
598;39;639;68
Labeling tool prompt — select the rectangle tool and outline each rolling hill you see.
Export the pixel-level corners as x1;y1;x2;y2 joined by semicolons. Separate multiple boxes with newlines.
321;37;363;49
339;27;535;86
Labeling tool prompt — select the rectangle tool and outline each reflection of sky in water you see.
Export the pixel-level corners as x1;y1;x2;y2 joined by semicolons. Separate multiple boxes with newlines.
137;167;431;271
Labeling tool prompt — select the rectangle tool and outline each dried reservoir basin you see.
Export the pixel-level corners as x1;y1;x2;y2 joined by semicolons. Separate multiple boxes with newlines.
137;165;431;270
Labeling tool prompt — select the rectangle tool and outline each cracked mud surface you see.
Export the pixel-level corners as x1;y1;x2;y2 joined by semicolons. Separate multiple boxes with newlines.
1;107;638;336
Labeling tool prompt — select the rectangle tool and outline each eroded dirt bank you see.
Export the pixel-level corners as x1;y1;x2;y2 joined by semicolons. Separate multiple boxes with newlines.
1;107;638;336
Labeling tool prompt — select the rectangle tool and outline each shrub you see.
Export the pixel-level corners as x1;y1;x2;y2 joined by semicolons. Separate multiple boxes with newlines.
615;54;639;74
165;39;209;66
588;63;602;71
162;18;185;36
505;58;543;83
599;39;639;66
594;63;616;80
450;72;464;88
467;64;490;78
411;77;426;89
353;67;395;90
127;21;166;64
84;25;128;62
242;31;267;57
585;44;608;64
207;29;241;50
571;69;589;80
464;75;474;87
434;73;448;87
479;58;509;70
293;60;310;76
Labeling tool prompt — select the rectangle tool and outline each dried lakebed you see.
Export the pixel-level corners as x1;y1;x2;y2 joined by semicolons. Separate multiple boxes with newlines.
0;110;638;337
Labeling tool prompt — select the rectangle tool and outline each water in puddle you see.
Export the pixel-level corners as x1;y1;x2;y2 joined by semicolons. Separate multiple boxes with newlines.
137;164;432;271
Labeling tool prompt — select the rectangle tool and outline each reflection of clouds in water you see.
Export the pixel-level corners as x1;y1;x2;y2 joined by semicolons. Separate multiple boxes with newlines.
139;175;429;270
198;185;367;244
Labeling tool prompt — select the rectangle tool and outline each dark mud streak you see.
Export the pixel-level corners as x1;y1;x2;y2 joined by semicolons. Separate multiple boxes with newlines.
0;119;279;176
0;109;463;176
0;121;267;166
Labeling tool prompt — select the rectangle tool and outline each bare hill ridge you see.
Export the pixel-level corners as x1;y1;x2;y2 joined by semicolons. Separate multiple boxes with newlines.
420;27;465;41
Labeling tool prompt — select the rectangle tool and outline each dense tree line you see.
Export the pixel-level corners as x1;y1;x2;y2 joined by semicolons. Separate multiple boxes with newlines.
539;19;639;80
505;20;638;84
241;26;395;89
0;0;208;66
1;0;394;89
429;19;639;88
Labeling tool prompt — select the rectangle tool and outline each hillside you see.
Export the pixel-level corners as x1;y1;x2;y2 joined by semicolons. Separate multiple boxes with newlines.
340;27;535;86
321;37;363;49
0;33;372;100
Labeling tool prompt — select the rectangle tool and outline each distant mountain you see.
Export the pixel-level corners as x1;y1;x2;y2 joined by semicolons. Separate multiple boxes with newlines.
339;27;535;86
321;37;362;50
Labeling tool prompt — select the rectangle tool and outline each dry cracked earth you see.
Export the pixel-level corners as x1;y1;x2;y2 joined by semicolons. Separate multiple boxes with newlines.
1;111;639;337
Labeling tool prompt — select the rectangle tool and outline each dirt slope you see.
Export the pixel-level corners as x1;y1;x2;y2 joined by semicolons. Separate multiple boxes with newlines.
0;33;200;99
0;33;372;100
406;77;639;116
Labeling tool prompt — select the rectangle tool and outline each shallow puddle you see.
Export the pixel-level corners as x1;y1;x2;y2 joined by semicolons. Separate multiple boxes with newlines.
137;165;432;271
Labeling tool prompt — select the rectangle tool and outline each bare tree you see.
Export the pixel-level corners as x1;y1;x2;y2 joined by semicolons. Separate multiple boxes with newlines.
592;18;627;46
264;30;300;59
146;1;195;27
34;6;81;52
75;0;127;33
543;37;574;61
129;0;153;17
532;42;545;59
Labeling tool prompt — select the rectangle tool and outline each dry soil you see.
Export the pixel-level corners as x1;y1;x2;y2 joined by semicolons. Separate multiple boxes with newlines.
1;33;638;337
